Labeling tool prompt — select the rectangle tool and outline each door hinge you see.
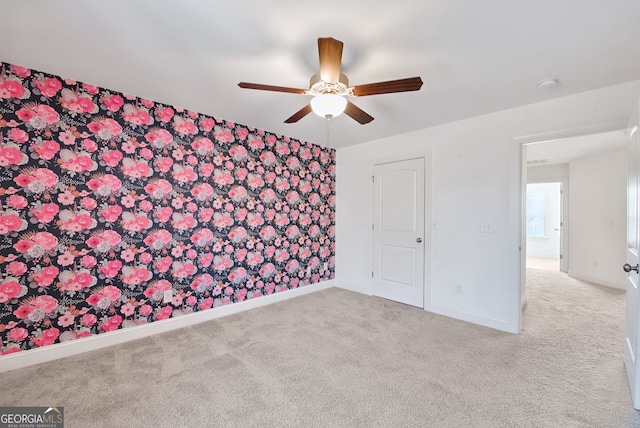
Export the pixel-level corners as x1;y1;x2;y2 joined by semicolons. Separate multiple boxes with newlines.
371;271;374;278
372;175;375;183
560;254;563;259
372;223;374;231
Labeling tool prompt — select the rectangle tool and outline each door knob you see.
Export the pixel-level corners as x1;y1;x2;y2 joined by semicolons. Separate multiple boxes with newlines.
624;263;639;273
416;238;422;243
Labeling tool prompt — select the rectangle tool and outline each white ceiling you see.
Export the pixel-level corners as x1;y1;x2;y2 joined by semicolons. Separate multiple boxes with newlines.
527;130;628;166
2;1;640;149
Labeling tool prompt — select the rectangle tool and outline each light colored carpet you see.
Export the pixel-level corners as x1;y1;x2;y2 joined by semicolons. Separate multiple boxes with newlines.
527;256;560;271
1;270;639;427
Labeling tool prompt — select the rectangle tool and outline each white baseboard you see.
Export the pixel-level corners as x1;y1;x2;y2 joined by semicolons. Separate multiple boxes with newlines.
567;271;625;290
0;280;335;374
426;303;518;334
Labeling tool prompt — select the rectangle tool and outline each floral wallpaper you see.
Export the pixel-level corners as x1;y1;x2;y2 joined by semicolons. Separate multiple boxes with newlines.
0;62;335;355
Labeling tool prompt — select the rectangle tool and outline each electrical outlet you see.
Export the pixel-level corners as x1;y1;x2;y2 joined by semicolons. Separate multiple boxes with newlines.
163;289;173;303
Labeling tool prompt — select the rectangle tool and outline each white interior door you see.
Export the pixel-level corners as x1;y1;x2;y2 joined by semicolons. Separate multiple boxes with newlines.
625;100;640;409
372;158;425;307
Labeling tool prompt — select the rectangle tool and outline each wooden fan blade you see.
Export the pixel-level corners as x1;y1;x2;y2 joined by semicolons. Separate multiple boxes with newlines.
318;37;343;84
284;104;313;123
238;82;306;95
351;77;423;96
344;101;374;124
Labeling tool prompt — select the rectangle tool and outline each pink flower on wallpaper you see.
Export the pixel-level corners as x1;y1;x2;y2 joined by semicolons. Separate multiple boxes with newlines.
122;104;153;126
190;228;214;247
246;252;264;268
58;209;97;233
0;210;27;235
6;261;27;276
191;137;214;155
31;139;60;161
212;213;233;230
259;263;276;278
285;259;300;274
172;117;197;135
59;269;96;292
13;231;58;256
144;229;173;250
0;143;27;166
99;149;124;168
154;256;173;273
154;306;173;321
171;261;196;279
81;313;97;326
211;255;233;272
121;158;153;178
246;174;265;190
172;213;198;231
120;302;135;317
100;315;123;332
190;274;213;292
153;206;173;224
0;280;24;301
145;128;173;148
213;125;234;143
144;178;173;199
172;165;197;183
188;182;213;201
32;327;60;347
101;94;124;112
86;229;122;252
57;311;75;328
10;65;30;77
8;128;28;143
99;260;123;279
15;104;58;126
7;327;28;342
28;265;59;288
13;168;58;193
60;88;97;114
199;117;215;132
0;78;27;99
99;205;122;223
245;213;264;229
212;169;234;187
259;151;276;167
87;118;123;140
122;266;152;285
156;107;174;123
121;212;152;232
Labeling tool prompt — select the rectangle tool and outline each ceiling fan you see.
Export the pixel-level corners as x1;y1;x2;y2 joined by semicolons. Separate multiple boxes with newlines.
238;37;423;124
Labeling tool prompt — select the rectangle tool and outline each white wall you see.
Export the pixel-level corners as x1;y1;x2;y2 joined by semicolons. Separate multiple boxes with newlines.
336;80;640;333
568;148;627;288
528;163;570;181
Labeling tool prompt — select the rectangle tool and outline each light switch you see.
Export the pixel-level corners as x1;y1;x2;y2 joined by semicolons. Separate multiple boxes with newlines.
480;222;494;233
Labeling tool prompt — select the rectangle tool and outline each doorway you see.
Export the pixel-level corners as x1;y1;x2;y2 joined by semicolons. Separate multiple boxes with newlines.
519;129;628;309
525;181;568;273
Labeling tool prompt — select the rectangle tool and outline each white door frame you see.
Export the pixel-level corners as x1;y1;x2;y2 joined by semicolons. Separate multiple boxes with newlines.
368;151;431;309
509;120;628;331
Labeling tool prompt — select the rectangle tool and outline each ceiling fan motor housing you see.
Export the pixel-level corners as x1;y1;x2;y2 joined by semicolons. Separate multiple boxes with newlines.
308;72;352;96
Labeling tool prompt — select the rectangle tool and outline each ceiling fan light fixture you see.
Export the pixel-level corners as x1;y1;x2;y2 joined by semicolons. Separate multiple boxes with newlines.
310;93;347;119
